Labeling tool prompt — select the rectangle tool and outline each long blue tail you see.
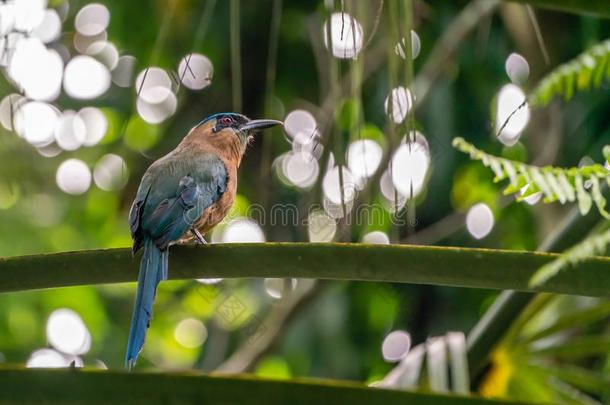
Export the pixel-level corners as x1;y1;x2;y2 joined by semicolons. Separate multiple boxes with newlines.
125;238;168;369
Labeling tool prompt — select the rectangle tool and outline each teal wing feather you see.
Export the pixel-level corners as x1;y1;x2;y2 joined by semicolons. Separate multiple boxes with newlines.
129;151;228;252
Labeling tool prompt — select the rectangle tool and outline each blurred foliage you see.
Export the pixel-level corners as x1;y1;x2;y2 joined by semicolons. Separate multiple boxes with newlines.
0;0;610;403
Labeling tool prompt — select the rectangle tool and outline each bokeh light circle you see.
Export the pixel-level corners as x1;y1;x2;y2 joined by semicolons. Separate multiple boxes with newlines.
54;110;87;151
178;53;213;90
64;55;111;99
174;318;207;348
56;158;91;195
14;101;59;146
347;139;383;180
93;154;128;191
496;84;530;146
322;12;363;59
362;231;390;244
466;203;494;239
46;308;91;355
323;166;358;205
222;219;265;243
391;140;430;198
78;107;108;146
384;87;413;124
382;330;411;362
75;3;110;36
505;53;530;85
307;210;336;242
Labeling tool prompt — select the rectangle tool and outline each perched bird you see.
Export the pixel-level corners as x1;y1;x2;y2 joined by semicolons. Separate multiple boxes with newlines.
126;112;282;368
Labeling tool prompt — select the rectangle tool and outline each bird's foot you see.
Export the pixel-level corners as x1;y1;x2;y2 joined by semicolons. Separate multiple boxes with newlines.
191;229;208;244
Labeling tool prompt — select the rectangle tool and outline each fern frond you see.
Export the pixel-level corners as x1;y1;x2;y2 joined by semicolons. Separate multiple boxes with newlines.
529;226;610;287
452;137;610;218
529;39;610;107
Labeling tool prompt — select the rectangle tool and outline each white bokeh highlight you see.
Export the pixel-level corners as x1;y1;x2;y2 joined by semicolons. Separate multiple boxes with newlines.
391;136;431;198
9;37;63;101
284;109;317;140
466;203;494;239
282;151;319;189
64;55;111;99
395;30;421;60
94;154;128;191
222;219;265;243
54;110;86;151
46;308;91;355
56;159;91;195
75;3;109;36
323;166;358;205
32;9;61;43
308;210;336;242
14;0;46;31
174;318;207;349
178;53;213;90
322;12;363;59
362;231;390;244
505;53;529;85
264;278;297;299
112;55;136;88
79;107;108;146
14;101;58;146
26;349;72;368
382;330;411;362
347;139;382;180
496;84;530;146
385;87;413;124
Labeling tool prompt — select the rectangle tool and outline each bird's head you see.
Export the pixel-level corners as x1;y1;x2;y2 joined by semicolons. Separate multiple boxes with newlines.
192;112;283;154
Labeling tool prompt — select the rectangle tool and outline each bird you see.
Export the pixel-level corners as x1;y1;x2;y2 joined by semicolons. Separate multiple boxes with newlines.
125;112;283;369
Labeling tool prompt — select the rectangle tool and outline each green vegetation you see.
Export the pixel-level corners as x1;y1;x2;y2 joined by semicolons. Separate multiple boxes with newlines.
2;0;610;403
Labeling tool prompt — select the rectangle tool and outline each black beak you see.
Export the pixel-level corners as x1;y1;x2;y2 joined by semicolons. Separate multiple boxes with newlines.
239;119;283;132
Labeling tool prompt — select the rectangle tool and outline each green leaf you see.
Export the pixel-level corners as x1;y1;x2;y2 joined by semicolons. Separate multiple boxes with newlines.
2;244;610;297
0;368;533;405
529;39;610;107
529;335;610;359
452;137;610;217
520;301;610;344
501;0;610;18
529;227;610;287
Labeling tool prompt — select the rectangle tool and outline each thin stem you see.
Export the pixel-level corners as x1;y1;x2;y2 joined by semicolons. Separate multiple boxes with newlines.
176;0;218;93
215;280;323;372
259;0;283;213
230;0;242;112
525;5;550;66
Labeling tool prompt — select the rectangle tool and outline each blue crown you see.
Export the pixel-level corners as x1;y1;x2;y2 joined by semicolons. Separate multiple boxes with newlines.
196;112;248;128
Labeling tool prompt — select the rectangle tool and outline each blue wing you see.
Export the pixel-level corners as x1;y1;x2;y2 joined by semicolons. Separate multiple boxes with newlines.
129;152;228;252
126;152;227;367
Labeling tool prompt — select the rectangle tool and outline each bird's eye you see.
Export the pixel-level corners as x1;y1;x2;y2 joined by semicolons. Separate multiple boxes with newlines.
221;117;232;125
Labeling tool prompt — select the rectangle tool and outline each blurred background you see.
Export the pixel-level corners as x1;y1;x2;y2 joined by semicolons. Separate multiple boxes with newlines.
1;0;609;401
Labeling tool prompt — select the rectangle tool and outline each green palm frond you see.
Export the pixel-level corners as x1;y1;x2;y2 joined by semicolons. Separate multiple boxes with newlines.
529;39;610;107
529;226;610;287
452;137;610;218
491;295;610;404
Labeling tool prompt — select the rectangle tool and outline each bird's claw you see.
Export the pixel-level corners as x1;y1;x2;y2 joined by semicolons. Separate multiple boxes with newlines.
191;229;208;244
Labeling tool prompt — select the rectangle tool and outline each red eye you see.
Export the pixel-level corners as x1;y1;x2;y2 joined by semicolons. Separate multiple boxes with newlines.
222;117;232;125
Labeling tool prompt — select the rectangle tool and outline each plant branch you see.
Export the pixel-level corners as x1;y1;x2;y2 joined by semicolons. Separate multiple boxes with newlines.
502;0;610;18
215;280;324;373
1;243;610;296
0;368;532;405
